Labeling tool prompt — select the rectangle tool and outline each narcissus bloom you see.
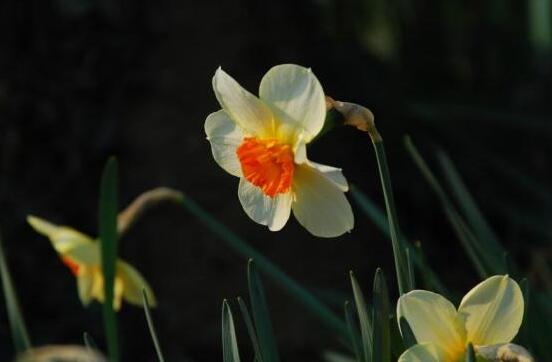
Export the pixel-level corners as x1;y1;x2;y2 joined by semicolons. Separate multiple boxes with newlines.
397;275;525;362
27;215;156;310
205;64;354;237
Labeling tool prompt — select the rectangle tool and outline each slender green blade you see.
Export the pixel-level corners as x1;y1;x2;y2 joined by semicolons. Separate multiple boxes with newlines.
0;232;31;352
404;249;415;290
350;271;373;362
436;151;507;273
350;186;447;295
237;297;263;362
247;260;279;362
404;136;493;278
98;157;119;362
371;140;412;294
179;196;348;340
466;343;476;362
222;300;241;362
371;269;390;362
344;301;363;362
398;317;416;349
142;289;165;362
83;332;97;351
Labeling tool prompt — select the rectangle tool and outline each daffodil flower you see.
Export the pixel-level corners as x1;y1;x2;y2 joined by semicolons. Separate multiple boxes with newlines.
27;215;156;310
397;275;526;362
205;64;354;237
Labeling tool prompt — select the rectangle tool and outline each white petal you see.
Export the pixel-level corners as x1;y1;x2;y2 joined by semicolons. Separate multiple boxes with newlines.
64;243;101;265
398;344;443;362
397;290;466;360
458;275;524;345
308;161;349;191
117;260;157;307
259;64;326;142
291;164;354;237
205;110;244;177
238;179;292;231
212;67;274;138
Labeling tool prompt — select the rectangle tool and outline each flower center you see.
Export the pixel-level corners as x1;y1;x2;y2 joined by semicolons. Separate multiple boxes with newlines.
236;137;294;197
62;256;80;276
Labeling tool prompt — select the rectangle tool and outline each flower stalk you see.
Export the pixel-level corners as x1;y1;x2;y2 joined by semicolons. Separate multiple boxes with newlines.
327;97;412;295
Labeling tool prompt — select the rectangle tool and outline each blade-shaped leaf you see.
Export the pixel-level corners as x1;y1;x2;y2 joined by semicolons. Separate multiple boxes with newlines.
398;317;416;349
350;271;372;362
179;196;348;340
371;269;390;362
344;301;363;362
143;289;165;362
237;297;263;362
436;151;507;273
349;186;447;295
248;260;279;362
83;332;98;351
98;157;119;362
222;300;241;362
404;136;493;278
0;231;31;352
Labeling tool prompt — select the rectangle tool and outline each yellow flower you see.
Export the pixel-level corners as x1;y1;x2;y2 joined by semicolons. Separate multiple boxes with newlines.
205;64;354;237
397;275;524;362
27;215;156;311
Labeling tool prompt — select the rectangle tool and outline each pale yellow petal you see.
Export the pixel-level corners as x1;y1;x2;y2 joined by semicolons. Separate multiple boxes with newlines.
76;266;94;306
212;67;274;138
237;178;292;231
397;290;466;360
117;260;157;307
291;164;353;237
398;344;443;362
63;243;101;265
458;275;524;345
204;110;244;177
259;64;326;143
27;215;93;254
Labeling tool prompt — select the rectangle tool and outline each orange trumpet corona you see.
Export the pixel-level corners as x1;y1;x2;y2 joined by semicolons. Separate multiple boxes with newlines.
236;137;295;197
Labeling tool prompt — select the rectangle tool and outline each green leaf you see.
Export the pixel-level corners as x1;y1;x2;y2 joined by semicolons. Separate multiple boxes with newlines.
142;289;165;362
248;260;279;362
83;332;97;351
398;317;416;349
436;151;507;274
371;140;412;295
465;342;476;362
179;196;348;340
237;297;263;362
0;231;31;352
222;300;241;362
344;301;363;362
371;269;390;362
98;156;119;362
350;271;373;362
350;186;448;295
403;137;492;278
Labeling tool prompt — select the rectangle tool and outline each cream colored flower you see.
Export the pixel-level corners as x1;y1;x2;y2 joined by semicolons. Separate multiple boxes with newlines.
397;275;525;362
205;64;354;237
27;215;156;310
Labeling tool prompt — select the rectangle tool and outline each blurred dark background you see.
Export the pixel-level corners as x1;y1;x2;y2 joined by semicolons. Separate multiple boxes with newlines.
1;0;551;360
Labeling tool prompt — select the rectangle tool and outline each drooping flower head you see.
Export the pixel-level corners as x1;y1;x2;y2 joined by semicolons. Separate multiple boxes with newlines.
205;64;354;237
397;275;526;362
27;216;156;310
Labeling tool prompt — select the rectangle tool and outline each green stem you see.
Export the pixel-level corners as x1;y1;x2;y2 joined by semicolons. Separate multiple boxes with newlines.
179;196;349;340
371;135;411;295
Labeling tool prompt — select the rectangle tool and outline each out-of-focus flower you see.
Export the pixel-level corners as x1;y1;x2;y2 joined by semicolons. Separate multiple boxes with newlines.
205;64;354;237
397;275;528;362
27;216;156;310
